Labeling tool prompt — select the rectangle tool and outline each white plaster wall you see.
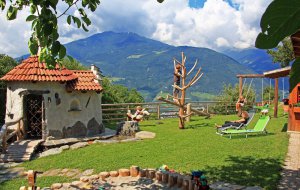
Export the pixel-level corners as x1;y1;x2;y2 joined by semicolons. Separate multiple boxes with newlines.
5;81;103;138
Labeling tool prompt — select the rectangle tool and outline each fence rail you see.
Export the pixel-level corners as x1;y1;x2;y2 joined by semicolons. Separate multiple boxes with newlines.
102;101;243;123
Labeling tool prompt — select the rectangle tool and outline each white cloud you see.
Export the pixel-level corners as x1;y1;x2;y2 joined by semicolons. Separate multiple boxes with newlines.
0;0;272;57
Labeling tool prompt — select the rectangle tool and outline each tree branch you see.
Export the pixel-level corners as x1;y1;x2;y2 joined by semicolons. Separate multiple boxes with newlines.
57;0;80;19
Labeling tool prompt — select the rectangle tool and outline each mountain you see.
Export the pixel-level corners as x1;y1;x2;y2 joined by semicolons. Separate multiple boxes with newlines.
223;48;289;91
64;31;266;101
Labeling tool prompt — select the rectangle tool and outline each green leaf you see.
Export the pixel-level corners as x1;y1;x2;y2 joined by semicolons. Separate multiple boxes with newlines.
72;16;81;28
26;15;37;22
59;45;66;59
82;16;91;26
255;0;300;49
52;32;59;41
28;38;39;55
51;41;61;55
0;0;6;10
82;0;88;7
82;23;89;32
6;6;18;20
78;8;86;17
30;5;36;14
44;23;54;36
49;0;58;10
290;58;300;92
157;0;164;3
67;15;71;25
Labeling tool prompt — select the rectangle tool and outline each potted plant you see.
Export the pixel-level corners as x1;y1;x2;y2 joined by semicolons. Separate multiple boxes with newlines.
282;99;289;113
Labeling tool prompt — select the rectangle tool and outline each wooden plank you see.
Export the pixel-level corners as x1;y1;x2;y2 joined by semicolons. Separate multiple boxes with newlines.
236;74;265;78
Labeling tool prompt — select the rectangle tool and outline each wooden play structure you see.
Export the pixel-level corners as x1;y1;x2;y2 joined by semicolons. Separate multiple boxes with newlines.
157;52;210;129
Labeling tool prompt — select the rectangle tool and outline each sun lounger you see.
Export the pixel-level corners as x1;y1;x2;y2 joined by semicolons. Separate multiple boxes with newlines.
222;115;270;139
216;111;255;135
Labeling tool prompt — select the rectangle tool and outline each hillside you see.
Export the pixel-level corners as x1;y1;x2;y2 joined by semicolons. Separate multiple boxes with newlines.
64;32;265;101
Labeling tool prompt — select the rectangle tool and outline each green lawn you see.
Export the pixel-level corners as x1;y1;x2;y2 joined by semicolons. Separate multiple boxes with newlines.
0;109;289;190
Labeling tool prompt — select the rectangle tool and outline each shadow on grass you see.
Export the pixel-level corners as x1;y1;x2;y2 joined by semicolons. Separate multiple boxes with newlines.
204;156;283;190
281;123;288;132
221;132;275;139
185;123;210;129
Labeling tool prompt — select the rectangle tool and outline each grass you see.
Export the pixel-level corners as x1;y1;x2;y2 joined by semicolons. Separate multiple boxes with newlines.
0;109;288;189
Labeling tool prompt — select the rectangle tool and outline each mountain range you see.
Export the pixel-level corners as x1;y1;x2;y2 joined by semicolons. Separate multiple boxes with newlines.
20;31;285;101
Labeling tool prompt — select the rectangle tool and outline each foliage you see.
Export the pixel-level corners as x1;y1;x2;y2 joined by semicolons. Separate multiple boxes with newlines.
102;77;144;104
289;58;300;92
214;83;256;114
0;54;17;124
61;57;87;70
255;0;300;92
2;109;288;189
263;86;275;103
255;0;300;49
267;38;295;68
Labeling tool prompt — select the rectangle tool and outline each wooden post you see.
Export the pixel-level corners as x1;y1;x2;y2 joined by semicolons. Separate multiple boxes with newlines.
157;104;161;120
186;103;191;122
179;52;186;129
239;76;243;97
274;78;279;118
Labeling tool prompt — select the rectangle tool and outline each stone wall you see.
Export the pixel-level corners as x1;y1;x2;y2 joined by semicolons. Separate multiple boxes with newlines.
5;81;104;139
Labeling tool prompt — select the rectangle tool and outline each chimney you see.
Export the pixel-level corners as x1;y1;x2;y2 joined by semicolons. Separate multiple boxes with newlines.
91;64;102;85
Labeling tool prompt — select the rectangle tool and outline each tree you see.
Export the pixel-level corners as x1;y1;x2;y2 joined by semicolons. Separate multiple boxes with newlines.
255;0;300;92
0;0;164;67
101;77;144;104
263;86;275;103
0;54;18;87
61;57;87;70
267;37;295;68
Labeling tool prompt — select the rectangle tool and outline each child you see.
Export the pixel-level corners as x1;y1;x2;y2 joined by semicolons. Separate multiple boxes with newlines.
173;64;182;103
127;106;149;122
236;95;246;116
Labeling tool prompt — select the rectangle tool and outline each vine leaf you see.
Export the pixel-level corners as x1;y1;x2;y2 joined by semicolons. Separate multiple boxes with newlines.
255;0;300;49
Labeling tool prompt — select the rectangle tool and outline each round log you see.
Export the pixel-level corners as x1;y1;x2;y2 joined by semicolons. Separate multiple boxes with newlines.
99;171;110;180
109;171;119;177
162;172;169;183
119;169;130;177
168;173;176;187
130;166;139;177
182;178;189;190
148;169;156;179
177;174;183;188
155;171;162;182
188;179;195;190
19;186;27;190
139;169;146;177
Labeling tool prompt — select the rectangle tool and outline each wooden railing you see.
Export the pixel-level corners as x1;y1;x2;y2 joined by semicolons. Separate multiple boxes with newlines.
1;117;24;152
102;101;243;123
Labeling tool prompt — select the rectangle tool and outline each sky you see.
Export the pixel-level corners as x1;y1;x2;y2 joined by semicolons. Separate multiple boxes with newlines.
0;0;272;57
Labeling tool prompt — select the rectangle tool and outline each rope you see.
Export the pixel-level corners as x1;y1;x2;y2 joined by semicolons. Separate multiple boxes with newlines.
245;78;253;99
241;78;247;93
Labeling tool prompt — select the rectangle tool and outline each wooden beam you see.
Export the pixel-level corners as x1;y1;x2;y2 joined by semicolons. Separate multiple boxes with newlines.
157;96;210;117
274;78;279;118
236;74;265;78
239;77;243;97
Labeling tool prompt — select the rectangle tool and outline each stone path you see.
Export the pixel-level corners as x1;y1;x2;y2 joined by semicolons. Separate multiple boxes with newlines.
0;162;24;183
278;132;300;189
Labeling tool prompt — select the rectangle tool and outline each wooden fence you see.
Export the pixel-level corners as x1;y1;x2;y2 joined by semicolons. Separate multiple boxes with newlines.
102;101;241;123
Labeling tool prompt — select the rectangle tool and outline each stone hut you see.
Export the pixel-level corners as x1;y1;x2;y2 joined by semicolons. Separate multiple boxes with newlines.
0;56;104;140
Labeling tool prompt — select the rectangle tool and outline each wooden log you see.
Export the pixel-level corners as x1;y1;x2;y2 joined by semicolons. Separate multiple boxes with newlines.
189;179;195;190
274;78;279;118
168;173;177;187
162;172;169;183
157;97;210;118
99;172;110;180
186;103;191;122
155;171;162;182
139;169;146;177
147;169;156;179
182;178;189;190
119;169;130;177
130;166;139;177
177;174;183;188
109;171;119;177
19;186;27;190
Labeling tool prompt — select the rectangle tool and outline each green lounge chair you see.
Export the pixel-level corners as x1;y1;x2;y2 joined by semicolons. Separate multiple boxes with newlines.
222;115;270;139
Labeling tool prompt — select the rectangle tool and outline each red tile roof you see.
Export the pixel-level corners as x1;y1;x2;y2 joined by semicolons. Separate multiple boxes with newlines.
0;56;78;82
66;70;103;92
1;56;103;92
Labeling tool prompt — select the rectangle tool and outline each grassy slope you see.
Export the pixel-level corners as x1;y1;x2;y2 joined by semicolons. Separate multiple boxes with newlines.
0;109;288;189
